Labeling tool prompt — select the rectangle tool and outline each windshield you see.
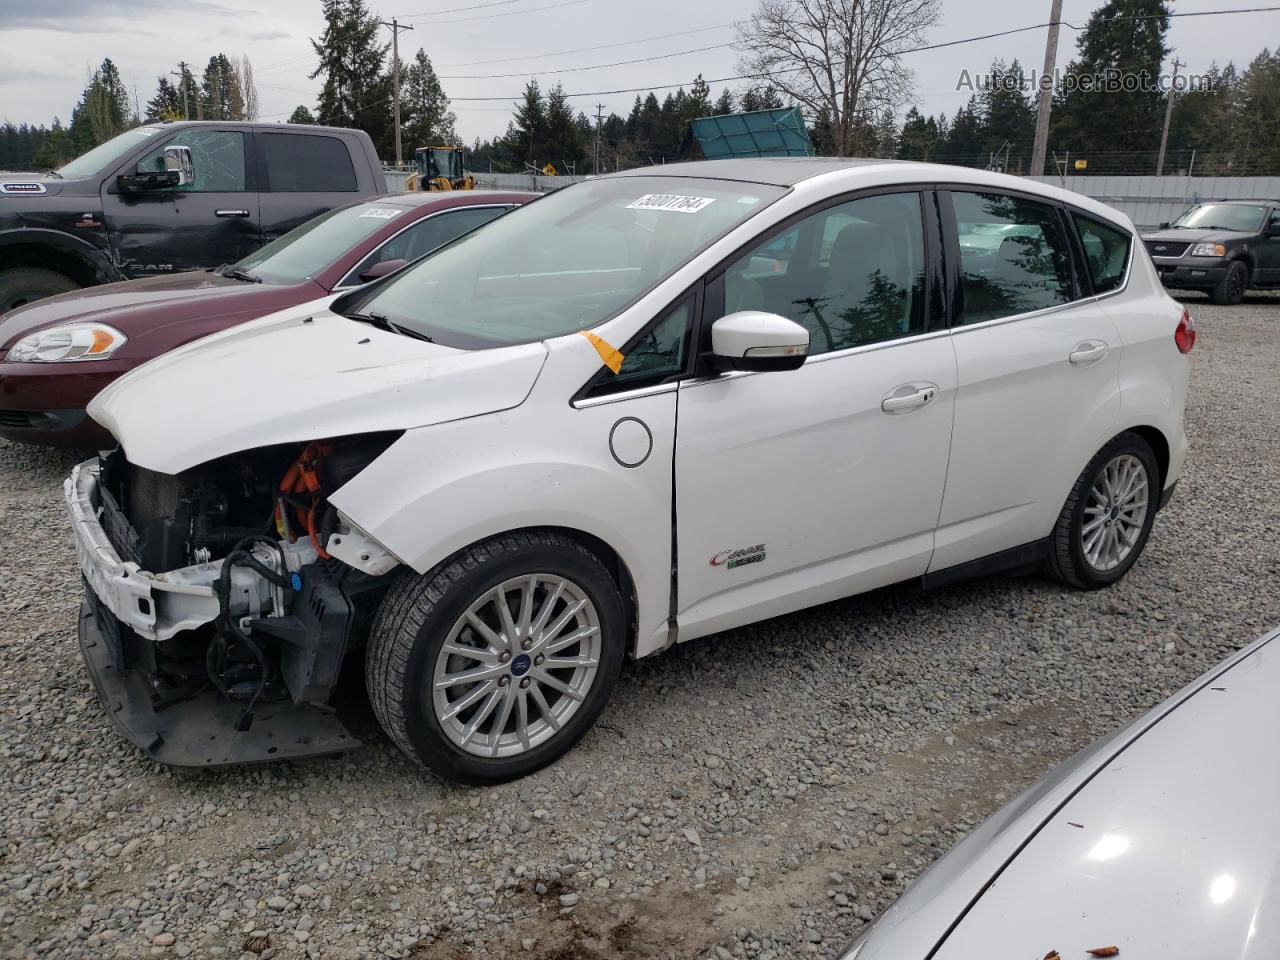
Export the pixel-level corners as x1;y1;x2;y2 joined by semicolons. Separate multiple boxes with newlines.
55;126;164;179
347;176;786;348
229;201;413;284
1172;203;1265;232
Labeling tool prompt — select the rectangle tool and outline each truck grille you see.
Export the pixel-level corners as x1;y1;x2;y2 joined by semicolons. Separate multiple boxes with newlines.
1144;240;1190;258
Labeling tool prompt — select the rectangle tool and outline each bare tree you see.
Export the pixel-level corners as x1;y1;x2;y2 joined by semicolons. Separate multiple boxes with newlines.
736;0;941;156
236;55;260;121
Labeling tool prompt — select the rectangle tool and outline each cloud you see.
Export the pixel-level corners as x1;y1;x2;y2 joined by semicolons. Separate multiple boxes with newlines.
247;29;291;41
2;0;238;31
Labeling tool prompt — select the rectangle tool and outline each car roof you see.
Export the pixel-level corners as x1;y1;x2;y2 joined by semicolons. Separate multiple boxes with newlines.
611;157;895;186
370;190;537;209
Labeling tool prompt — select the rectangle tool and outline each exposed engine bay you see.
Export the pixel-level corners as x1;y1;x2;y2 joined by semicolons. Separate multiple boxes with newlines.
74;433;402;764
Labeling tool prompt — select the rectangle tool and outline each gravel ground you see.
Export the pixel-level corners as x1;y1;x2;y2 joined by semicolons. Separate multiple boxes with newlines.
2;296;1278;960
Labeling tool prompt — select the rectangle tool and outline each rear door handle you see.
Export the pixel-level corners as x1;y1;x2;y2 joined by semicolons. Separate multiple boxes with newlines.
1069;340;1109;365
215;209;251;218
881;384;938;414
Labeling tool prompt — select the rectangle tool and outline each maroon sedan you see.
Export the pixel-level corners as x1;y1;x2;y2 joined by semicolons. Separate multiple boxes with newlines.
0;190;534;447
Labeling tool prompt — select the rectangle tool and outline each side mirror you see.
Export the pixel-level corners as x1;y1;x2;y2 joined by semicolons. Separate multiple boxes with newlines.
359;258;408;283
710;311;808;373
1158;221;1170;229
116;145;194;194
1268;221;1280;238
163;145;195;186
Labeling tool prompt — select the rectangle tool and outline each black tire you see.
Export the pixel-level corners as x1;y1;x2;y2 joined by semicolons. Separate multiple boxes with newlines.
1210;260;1248;305
1044;432;1160;590
0;267;80;312
366;531;626;783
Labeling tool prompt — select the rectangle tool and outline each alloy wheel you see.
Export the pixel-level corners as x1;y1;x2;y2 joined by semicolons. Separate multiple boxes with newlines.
430;574;601;758
1081;453;1150;573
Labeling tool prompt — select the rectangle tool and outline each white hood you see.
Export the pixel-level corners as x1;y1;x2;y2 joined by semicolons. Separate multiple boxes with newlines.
88;305;548;474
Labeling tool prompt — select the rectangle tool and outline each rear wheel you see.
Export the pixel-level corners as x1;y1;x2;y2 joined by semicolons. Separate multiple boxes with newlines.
366;531;625;783
1045;432;1159;590
1211;260;1248;305
0;267;79;312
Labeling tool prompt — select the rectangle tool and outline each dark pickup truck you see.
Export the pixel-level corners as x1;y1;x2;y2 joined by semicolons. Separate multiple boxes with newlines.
0;121;386;311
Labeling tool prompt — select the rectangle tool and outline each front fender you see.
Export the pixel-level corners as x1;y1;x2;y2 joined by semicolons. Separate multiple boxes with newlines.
0;227;119;283
330;391;678;658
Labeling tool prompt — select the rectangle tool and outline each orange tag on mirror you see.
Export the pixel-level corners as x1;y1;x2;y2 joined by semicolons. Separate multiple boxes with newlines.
578;330;624;374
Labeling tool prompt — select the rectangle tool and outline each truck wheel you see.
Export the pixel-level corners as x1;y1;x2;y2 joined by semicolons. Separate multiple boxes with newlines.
1210;261;1248;305
366;531;626;783
0;267;80;312
1044;432;1159;590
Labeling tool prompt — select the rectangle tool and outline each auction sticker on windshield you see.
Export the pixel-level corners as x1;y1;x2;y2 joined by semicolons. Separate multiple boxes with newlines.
627;194;716;214
359;208;403;220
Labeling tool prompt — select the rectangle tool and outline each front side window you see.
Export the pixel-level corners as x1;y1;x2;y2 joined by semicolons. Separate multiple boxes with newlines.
953;192;1074;325
137;130;246;192
1171;203;1265;233
346;176;786;348
229;200;411;284
345;206;509;284
722;192;927;356
1073;214;1131;294
261;134;358;192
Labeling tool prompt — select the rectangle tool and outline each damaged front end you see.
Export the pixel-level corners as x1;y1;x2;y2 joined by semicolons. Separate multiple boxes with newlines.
66;434;402;766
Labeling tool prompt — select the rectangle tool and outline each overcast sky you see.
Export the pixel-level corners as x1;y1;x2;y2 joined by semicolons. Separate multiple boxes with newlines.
1;0;1276;148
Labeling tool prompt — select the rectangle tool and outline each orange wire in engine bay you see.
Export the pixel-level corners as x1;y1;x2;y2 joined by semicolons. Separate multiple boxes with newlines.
276;442;332;558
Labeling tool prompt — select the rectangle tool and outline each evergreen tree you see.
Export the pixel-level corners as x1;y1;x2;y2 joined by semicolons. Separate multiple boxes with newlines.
1051;0;1172;165
146;78;183;122
713;89;735;115
68;59;133;151
543;83;583;173
503;80;547;168
310;0;392;152
33;120;74;169
401;49;457;151
199;54;242;120
897;106;939;160
982;59;1035;159
289;105;318;124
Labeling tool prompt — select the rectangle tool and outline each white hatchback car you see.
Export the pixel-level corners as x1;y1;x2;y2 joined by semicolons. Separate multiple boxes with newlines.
66;159;1193;782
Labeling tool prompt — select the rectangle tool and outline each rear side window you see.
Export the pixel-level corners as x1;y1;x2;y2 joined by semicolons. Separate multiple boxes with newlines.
260;134;357;192
1073;214;1132;294
952;192;1074;324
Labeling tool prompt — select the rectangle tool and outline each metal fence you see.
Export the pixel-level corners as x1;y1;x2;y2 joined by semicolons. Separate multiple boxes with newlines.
1028;175;1280;229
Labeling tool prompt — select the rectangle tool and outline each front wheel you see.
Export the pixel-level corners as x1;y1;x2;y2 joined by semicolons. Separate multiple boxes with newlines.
366;531;626;783
0;267;79;312
1044;433;1159;590
1211;260;1248;305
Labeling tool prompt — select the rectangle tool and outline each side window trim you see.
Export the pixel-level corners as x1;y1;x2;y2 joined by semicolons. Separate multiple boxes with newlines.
333;205;513;289
573;282;703;406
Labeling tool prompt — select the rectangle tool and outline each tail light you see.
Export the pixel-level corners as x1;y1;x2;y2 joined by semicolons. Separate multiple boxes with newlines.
1175;307;1196;354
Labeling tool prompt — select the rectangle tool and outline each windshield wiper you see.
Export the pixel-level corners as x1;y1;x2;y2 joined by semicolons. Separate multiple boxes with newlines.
221;267;261;283
347;312;433;342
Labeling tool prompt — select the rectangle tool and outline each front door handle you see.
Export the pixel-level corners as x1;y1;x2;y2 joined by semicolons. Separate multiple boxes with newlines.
881;384;938;414
1069;340;1109;365
215;209;251;218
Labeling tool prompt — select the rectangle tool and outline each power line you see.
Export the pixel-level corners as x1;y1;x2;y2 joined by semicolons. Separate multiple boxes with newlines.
402;0;588;25
440;23;737;68
439;41;735;80
396;0;535;15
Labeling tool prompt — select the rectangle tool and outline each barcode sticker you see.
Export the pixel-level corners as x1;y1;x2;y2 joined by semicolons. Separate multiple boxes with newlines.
359;208;403;220
626;194;716;214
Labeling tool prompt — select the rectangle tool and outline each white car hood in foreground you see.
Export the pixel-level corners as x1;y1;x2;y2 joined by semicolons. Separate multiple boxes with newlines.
88;306;548;474
853;628;1280;960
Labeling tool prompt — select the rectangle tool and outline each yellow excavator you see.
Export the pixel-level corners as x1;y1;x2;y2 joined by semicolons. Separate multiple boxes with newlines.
405;146;475;191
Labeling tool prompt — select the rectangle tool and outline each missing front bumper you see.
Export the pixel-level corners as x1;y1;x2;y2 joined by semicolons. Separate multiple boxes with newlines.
79;597;361;766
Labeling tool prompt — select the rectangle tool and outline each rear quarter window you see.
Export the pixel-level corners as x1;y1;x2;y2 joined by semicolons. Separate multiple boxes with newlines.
260;133;358;192
1073;214;1132;294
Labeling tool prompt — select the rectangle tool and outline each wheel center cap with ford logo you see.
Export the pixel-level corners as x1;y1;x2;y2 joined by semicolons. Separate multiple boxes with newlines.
511;654;532;677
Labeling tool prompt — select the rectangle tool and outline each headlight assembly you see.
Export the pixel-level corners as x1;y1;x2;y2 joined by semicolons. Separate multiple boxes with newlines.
6;323;128;362
1190;242;1227;258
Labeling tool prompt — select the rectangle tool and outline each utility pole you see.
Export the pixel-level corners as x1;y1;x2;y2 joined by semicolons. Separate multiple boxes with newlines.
1156;58;1184;176
1030;0;1064;178
594;103;604;175
171;63;190;120
379;17;415;166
